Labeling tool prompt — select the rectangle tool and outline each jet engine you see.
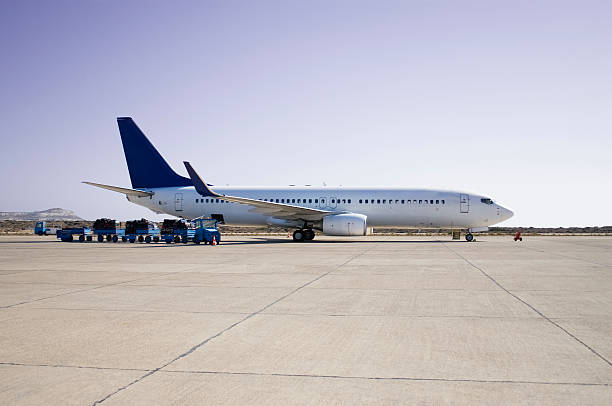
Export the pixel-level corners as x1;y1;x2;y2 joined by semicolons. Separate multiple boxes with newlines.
322;213;367;236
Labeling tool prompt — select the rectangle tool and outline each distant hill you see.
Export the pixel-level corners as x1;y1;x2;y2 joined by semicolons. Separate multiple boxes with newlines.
0;208;83;221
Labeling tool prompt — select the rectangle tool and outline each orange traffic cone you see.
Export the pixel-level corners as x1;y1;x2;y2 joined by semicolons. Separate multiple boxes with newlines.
211;235;217;246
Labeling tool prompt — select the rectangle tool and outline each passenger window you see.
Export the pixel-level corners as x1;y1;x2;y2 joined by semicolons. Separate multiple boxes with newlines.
297;199;301;203
364;199;368;203
196;199;199;203
275;199;279;203
281;199;285;203
401;200;404;204
348;199;351;203
377;199;381;204
382;200;386;204
419;200;422;204
436;200;439;204
430;200;434;204
309;199;313;203
442;200;445;204
321;199;325;204
395;200;399;204
331;199;335;203
359;199;363;203
216;199;219;203
291;199;295;203
342;199;346;203
315;199;318;203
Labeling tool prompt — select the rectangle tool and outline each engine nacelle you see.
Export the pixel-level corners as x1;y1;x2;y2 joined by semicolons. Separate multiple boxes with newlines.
322;213;367;236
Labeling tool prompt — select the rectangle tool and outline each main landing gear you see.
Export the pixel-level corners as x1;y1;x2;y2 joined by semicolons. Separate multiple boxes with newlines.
293;229;315;242
465;233;474;242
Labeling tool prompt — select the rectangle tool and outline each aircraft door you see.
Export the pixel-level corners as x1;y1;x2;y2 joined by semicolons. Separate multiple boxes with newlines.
460;194;469;213
175;193;184;212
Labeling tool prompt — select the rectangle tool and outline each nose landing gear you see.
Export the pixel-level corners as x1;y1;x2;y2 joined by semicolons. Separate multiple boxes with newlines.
465;233;474;242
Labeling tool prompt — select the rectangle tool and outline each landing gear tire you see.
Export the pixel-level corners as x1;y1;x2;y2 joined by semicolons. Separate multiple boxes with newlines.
304;229;315;240
293;230;305;242
465;233;474;242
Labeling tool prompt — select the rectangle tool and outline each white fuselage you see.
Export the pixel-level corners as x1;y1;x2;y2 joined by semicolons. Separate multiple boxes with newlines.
127;186;513;230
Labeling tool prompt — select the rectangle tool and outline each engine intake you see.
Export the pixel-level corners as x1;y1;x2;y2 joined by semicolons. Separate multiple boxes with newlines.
322;213;367;236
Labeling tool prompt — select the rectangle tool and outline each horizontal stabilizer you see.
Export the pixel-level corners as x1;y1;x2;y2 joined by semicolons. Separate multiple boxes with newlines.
83;181;153;197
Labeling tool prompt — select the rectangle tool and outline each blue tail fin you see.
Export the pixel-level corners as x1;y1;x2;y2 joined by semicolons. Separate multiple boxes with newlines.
117;117;192;189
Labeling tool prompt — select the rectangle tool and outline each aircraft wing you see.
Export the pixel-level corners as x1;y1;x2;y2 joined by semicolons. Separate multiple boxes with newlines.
183;162;334;222
83;181;153;197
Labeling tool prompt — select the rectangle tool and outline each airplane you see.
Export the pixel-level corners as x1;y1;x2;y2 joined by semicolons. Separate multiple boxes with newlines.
84;117;514;242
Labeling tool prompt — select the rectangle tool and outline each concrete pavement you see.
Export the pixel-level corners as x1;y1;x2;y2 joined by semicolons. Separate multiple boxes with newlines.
0;235;610;404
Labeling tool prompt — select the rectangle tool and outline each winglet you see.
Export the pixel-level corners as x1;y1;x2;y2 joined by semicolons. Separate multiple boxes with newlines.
183;162;219;197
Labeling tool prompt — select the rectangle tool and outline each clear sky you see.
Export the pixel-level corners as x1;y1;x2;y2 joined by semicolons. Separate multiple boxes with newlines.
1;1;610;227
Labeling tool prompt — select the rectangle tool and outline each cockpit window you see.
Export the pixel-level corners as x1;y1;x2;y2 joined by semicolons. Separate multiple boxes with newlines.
481;198;493;205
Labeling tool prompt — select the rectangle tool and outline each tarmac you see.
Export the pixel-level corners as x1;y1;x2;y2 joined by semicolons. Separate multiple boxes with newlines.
0;235;611;405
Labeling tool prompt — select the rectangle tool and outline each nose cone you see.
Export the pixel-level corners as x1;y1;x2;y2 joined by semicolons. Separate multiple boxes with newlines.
500;206;514;222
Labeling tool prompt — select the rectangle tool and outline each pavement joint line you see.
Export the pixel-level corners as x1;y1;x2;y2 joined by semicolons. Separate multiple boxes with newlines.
15;306;545;319
444;243;612;368
0;272;177;309
0;361;151;373
159;369;612;387
90;244;377;405
1;362;609;388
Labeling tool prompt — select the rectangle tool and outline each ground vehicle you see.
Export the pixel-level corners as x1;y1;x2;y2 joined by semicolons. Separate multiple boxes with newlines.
56;227;92;242
160;219;192;243
123;219;160;243
191;218;221;245
159;218;220;244
34;221;58;236
93;218;121;242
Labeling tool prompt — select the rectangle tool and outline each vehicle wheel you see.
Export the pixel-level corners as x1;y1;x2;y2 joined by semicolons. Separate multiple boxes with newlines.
465;233;474;242
68;235;74;242
87;236;92;242
138;235;144;243
129;238;135;243
37;231;43;236
174;236;181;243
43;231;48;236
145;236;151;243
79;235;85;242
106;234;112;242
293;230;305;242
304;229;315;240
181;236;188;244
193;237;201;245
153;236;159;243
98;235;104;242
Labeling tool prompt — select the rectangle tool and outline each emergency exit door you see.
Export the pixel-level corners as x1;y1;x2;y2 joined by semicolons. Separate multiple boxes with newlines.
175;193;183;211
460;194;469;213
